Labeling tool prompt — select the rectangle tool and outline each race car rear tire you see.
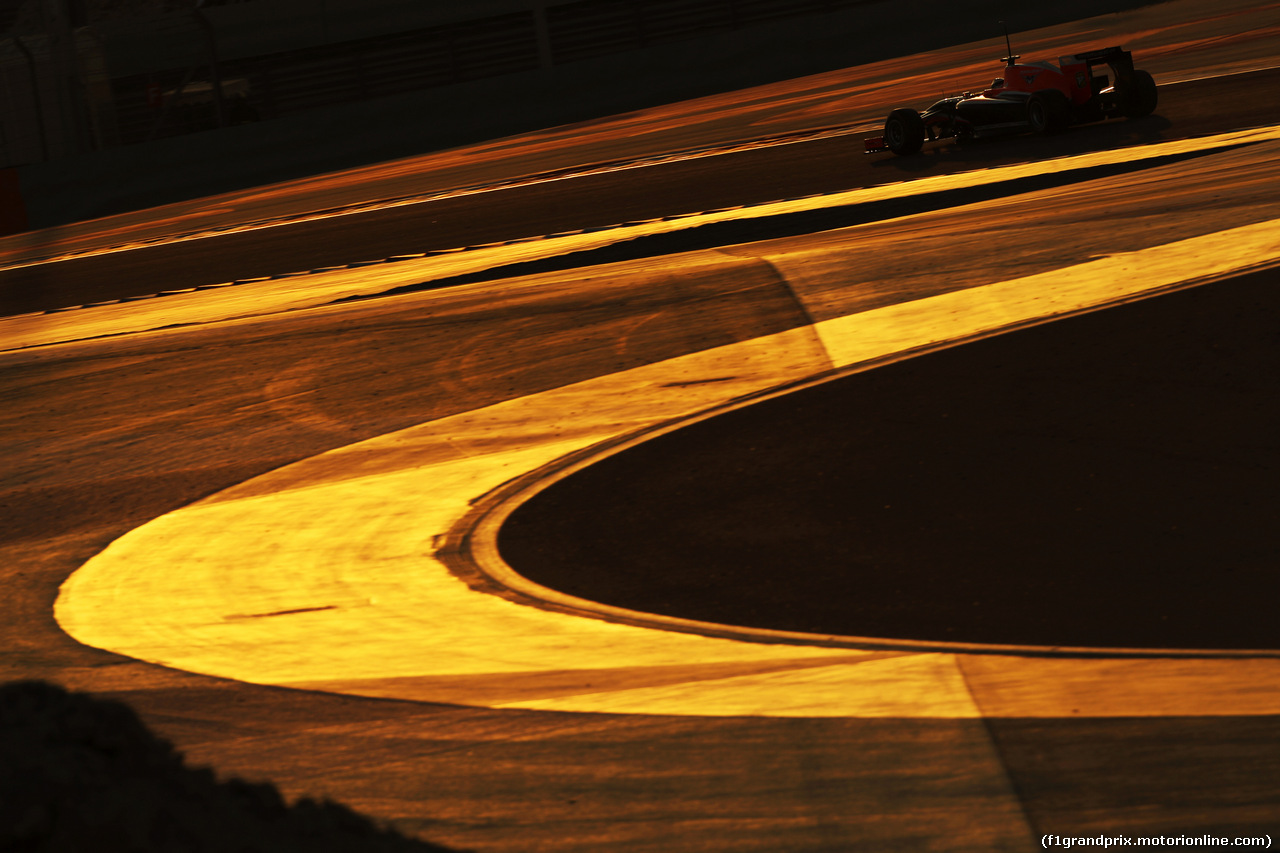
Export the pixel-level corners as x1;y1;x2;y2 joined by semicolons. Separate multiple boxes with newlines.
884;109;926;156
1122;69;1158;117
1027;90;1070;134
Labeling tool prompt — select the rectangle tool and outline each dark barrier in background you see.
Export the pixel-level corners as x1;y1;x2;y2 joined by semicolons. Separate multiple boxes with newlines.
0;168;27;234
13;0;1158;229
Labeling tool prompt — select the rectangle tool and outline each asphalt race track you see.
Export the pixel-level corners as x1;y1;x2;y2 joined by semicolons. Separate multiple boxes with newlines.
4;0;1280;850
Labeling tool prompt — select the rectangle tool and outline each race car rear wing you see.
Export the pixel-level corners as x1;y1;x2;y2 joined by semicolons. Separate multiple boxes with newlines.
1058;46;1135;73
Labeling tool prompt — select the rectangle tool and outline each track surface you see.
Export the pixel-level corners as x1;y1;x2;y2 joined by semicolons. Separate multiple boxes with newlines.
3;67;1280;316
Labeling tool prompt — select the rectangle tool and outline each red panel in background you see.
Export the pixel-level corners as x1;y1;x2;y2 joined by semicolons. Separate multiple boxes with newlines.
0;169;28;235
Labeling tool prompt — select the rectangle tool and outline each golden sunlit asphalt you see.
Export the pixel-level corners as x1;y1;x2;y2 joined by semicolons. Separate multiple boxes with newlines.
5;0;1280;849
50;142;1280;719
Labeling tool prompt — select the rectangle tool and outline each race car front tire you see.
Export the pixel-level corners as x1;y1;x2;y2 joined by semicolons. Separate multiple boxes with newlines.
884;109;926;156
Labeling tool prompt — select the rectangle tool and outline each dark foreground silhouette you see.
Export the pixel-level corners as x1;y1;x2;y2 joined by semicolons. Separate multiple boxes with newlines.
0;681;463;853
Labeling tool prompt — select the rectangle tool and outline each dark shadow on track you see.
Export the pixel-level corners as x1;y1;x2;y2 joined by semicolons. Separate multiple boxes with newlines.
499;269;1280;650
867;115;1176;177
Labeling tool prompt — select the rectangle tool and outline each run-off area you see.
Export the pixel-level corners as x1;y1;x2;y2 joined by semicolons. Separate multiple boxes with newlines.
499;265;1280;651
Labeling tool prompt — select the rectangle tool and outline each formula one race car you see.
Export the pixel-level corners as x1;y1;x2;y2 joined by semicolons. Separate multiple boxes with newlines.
865;30;1158;155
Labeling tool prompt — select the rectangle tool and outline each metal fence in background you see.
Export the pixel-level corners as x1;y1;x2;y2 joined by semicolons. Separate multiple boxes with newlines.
109;10;543;145
3;0;879;165
548;0;862;63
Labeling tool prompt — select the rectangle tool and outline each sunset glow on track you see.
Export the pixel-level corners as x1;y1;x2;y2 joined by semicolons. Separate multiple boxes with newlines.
53;139;1280;716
